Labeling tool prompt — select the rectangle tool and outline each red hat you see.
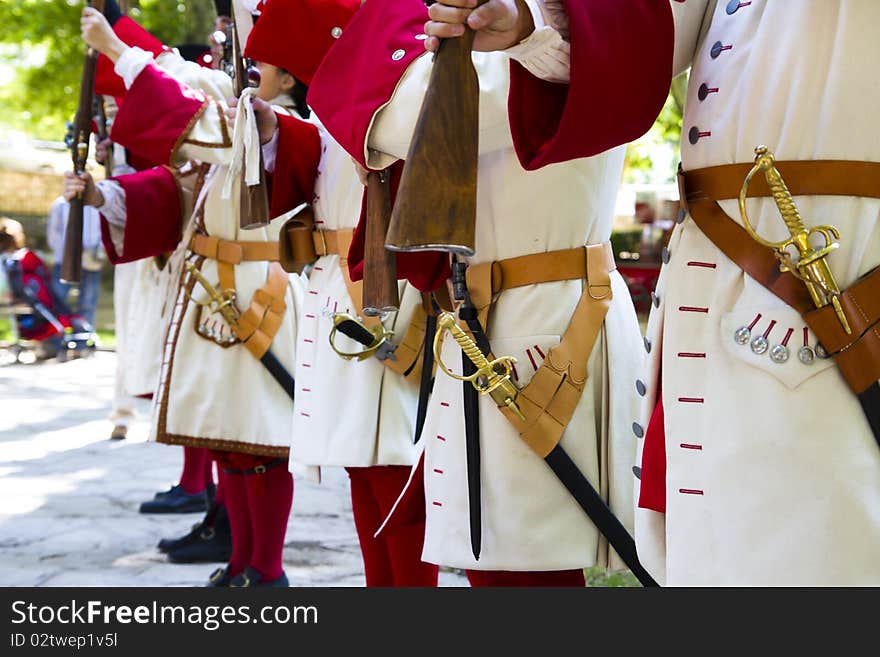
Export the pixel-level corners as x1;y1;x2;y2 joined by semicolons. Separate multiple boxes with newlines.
245;0;360;86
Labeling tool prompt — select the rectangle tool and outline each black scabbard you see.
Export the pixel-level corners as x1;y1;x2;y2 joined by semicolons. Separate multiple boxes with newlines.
259;349;295;402
413;311;437;444
459;303;491;562
858;382;880;451
335;318;378;348
544;445;658;587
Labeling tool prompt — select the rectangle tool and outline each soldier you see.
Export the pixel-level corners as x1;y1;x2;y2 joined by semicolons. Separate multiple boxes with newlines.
256;0;439;587
632;0;880;586
306;0;672;585
431;0;880;586
76;1;319;586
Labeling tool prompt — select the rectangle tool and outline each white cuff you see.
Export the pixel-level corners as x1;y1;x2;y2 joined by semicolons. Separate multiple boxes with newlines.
114;46;155;90
96;180;127;256
261;128;279;174
505;25;571;84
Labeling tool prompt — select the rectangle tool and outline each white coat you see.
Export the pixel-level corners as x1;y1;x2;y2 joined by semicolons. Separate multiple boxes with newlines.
368;50;645;571
635;0;880;585
288;123;422;478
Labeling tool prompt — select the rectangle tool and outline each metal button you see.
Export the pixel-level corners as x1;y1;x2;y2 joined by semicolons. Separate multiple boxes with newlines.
636;380;647;396
415;34;428;40
734;326;751;345
798;345;815;365
392;49;405;61
632;465;642;480
698;82;718;101
644;337;652;353
689;126;709;145
815;343;829;359
710;41;729;59
750;334;769;355
726;0;749;15
676;207;687;224
770;344;790;363
331;26;343;38
632;422;645;438
661;246;670;264
651;292;660;308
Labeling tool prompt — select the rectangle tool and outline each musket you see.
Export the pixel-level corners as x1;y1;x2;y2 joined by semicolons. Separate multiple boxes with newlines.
228;14;270;230
362;169;399;315
384;0;488;256
61;0;105;284
93;95;113;179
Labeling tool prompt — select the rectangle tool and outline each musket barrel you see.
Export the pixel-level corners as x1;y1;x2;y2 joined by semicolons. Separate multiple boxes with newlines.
61;0;105;283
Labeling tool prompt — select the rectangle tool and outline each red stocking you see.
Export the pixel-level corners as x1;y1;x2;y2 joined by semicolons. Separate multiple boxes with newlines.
466;569;585;587
179;446;210;495
244;459;293;582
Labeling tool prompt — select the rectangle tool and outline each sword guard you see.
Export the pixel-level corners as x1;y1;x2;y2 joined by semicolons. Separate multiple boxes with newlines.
433;311;526;420
739;146;851;335
328;312;395;362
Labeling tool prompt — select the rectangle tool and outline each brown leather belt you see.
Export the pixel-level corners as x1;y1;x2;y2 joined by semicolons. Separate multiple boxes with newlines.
190;234;279;264
680;161;880;394
461;243;617;458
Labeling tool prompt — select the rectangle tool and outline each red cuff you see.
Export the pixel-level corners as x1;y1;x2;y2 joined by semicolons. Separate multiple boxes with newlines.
110;63;208;167
508;0;673;170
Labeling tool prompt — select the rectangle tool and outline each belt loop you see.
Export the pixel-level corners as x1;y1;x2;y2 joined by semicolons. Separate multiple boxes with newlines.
319;230;328;257
586;244;612;300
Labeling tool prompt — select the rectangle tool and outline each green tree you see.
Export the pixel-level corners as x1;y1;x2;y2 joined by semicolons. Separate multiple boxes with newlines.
624;71;689;185
0;0;215;141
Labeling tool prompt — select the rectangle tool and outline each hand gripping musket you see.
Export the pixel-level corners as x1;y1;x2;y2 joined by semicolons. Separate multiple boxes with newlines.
432;311;659;586
383;1;488;255
184;261;295;400
739;146;851;334
61;0;105;284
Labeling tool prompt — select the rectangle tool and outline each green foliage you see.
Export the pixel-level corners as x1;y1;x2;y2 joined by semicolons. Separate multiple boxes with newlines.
624;71;689;185
0;0;215;140
583;566;640;588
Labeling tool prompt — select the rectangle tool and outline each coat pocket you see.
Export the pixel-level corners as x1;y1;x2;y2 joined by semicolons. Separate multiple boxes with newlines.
719;305;836;390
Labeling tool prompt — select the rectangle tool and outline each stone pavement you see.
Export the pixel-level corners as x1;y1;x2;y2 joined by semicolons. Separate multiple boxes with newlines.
0;351;467;587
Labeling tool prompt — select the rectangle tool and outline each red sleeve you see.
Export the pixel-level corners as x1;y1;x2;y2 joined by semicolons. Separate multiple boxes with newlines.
100;166;182;264
307;0;427;169
95;16;170;100
109;63;209;168
270;113;322;218
508;0;674;169
307;0;451;293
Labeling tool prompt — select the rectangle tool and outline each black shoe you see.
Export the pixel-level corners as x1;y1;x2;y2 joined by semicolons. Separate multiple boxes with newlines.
166;506;232;563
228;567;289;588
157;520;202;553
139;485;208;514
205;566;233;587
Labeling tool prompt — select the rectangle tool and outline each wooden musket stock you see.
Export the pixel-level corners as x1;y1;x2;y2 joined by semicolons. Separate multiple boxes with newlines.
385;3;486;256
232;20;270;230
362;170;399;315
62;0;105;284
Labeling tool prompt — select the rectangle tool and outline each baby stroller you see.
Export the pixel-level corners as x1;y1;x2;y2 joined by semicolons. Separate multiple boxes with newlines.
0;248;98;363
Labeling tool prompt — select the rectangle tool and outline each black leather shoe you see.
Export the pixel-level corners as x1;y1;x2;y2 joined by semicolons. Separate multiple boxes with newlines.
139;485;207;514
166;506;232;563
228;567;289;588
205;567;233;587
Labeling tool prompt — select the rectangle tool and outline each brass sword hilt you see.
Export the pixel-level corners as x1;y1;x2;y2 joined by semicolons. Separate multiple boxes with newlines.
739;146;851;335
328;312;396;362
433;312;526;421
184;260;240;328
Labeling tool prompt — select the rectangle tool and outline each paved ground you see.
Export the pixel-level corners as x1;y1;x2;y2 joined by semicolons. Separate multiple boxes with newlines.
0;351;467;587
